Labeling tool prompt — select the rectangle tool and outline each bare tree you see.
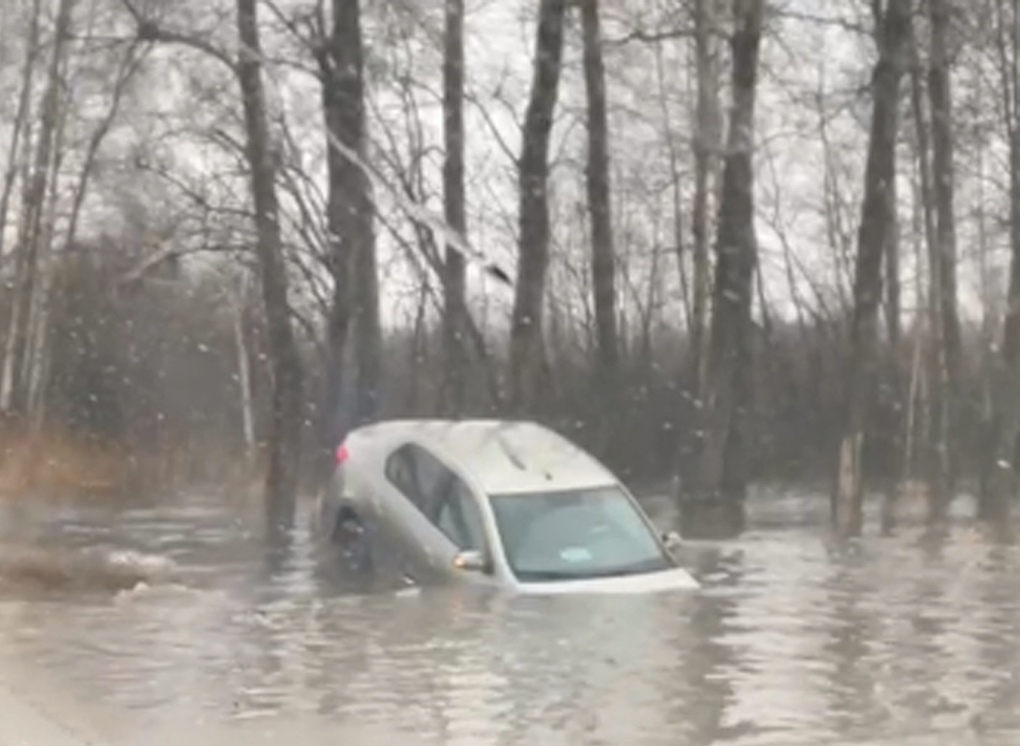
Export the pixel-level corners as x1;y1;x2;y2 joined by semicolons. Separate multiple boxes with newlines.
681;0;763;539
236;0;305;534
508;0;567;413
691;0;722;398
2;0;74;416
312;0;380;478
580;0;620;448
441;0;469;415
921;0;961;518
981;0;1020;521
833;0;911;536
0;0;42;269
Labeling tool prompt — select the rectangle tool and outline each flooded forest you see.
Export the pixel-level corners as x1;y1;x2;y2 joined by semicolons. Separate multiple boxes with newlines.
8;2;1020;746
0;0;1017;538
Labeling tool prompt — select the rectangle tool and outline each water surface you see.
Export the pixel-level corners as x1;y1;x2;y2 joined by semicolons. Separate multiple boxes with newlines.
0;489;1017;745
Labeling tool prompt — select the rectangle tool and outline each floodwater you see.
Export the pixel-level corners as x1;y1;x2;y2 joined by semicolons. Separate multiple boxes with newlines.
1;488;1019;745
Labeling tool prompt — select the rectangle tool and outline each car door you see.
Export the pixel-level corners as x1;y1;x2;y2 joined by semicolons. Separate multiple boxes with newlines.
383;443;492;582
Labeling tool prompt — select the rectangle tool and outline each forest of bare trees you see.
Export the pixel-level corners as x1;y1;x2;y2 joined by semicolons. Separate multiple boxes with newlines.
0;0;1018;539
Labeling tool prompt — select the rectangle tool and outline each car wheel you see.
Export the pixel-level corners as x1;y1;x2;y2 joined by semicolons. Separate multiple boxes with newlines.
332;509;373;575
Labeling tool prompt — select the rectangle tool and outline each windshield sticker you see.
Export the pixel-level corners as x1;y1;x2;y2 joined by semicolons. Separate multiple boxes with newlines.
560;547;592;563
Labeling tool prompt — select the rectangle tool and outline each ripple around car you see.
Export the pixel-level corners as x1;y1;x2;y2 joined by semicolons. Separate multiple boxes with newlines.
313;419;699;595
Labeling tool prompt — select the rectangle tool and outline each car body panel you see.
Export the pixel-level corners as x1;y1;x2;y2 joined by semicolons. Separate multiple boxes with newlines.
314;418;700;594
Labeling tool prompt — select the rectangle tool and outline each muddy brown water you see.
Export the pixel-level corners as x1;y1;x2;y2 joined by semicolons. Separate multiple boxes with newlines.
0;488;1019;745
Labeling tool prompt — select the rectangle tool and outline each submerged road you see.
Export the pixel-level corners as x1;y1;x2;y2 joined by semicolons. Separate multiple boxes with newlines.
0;675;107;746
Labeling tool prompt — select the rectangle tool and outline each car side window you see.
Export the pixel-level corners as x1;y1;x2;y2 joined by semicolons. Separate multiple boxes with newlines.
384;444;448;515
435;478;485;551
385;444;486;551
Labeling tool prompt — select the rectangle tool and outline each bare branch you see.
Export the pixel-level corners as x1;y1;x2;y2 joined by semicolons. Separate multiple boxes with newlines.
119;0;236;71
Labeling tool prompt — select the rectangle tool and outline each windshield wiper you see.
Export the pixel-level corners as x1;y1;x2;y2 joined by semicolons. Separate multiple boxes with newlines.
514;558;670;583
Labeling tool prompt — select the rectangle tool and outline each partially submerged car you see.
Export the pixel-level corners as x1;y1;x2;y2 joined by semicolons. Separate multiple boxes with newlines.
313;419;699;594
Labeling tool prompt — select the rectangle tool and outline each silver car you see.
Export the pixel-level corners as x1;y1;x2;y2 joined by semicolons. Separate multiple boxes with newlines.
313;419;699;594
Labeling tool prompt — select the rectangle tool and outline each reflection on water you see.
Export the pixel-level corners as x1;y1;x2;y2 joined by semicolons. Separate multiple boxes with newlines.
1;489;1019;745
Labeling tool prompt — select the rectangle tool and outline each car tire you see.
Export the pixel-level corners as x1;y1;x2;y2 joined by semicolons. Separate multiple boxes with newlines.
332;508;373;576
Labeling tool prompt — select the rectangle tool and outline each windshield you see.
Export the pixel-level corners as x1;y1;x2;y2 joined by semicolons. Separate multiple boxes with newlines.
488;486;672;582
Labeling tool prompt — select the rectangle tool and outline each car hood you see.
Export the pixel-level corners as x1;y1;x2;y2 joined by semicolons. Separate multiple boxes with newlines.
513;566;699;595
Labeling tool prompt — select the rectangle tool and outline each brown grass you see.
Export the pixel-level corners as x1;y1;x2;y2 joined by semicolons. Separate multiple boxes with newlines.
0;425;126;498
0;418;264;500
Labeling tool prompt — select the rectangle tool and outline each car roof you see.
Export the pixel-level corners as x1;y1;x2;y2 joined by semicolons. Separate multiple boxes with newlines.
349;418;619;495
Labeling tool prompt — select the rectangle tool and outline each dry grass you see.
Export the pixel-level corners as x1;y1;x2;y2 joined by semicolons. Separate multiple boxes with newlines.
0;425;126;498
0;419;264;501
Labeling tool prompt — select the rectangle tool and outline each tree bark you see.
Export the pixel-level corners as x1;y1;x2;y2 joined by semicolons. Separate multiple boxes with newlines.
580;0;619;445
833;0;911;536
236;0;305;536
981;0;1020;520
3;0;73;416
925;0;961;519
691;0;721;401
508;0;567;413
0;0;42;268
680;0;763;540
442;0;469;416
316;0;379;482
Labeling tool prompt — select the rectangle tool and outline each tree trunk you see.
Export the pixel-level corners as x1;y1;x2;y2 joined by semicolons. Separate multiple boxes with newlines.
925;0;961;520
234;272;256;455
508;0;567;413
0;0;41;266
680;0;763;540
3;0;73;416
580;0;619;447
691;0;722;401
316;0;379;482
25;72;70;429
833;0;911;537
442;0;469;416
983;127;1020;521
884;179;901;351
236;0;305;536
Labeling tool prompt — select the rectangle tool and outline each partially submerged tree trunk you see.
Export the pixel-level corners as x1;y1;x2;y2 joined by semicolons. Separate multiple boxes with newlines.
680;0;763;540
315;0;380;481
508;0;567;413
441;0;469;416
925;0;962;520
833;0;911;536
236;0;305;536
580;0;619;447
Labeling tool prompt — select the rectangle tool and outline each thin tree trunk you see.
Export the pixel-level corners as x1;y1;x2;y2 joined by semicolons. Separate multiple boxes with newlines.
65;43;144;249
442;0;469;416
833;0;911;536
0;0;42;266
691;0;721;400
580;0;619;450
4;0;73;416
926;0;961;519
681;0;763;539
234;272;256;455
236;0;305;536
508;0;567;413
884;178;901;350
25;64;71;429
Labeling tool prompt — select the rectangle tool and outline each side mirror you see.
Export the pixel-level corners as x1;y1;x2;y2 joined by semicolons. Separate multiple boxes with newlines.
452;549;487;573
662;531;683;553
